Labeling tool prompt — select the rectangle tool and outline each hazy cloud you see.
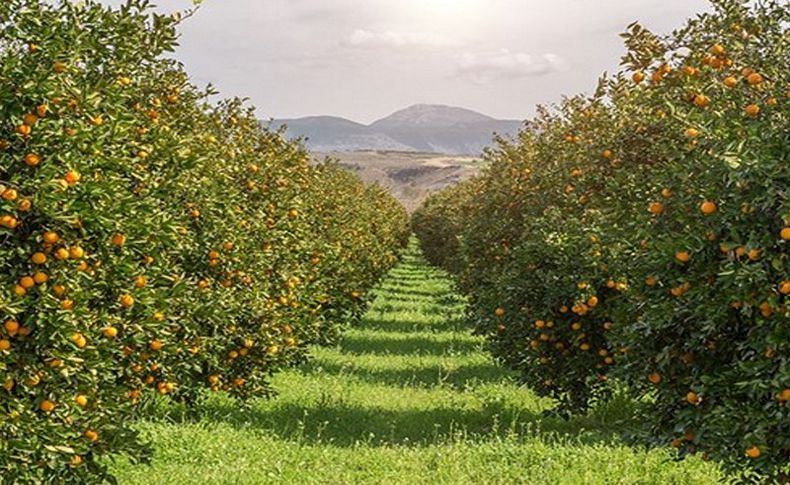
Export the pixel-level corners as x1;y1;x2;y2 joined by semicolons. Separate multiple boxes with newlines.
345;29;459;49
456;50;570;84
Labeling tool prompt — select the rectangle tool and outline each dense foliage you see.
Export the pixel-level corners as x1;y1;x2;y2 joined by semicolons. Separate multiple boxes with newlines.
0;0;408;482
414;0;788;477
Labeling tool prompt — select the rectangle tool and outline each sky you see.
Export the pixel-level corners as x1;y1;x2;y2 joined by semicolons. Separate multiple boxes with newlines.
100;0;711;124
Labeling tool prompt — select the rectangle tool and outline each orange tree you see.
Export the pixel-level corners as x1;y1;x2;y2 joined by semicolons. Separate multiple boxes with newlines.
411;178;479;274
0;1;407;482
603;0;789;475
413;0;788;476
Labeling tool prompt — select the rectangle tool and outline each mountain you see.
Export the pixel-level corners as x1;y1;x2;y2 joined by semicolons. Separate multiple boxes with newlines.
269;104;522;155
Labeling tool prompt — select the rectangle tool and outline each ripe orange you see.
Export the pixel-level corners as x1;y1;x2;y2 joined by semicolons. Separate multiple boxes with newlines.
746;73;763;85
70;333;87;348
16;124;31;136
149;340;163;351
55;248;70;260
102;326;118;338
632;71;646;84
31;252;47;264
723;76;738;88
120;294;135;308
710;44;725;55
648;372;662;385
745;446;761;459
685;127;699;138
19;276;35;289
693;94;710;108
4;319;19;335
779;281;790;295
744;104;760;116
686;391;701;405
64;170;81;186
40;400;56;413
0;339;10;351
675;251;691;263
645;276;658;286
134;276;147;288
69;246;85;259
777;389;790;402
494;307;506;317
33;272;48;284
84;430;99;442
648;202;664;215
1;188;17;201
781;227;790;240
700;201;717;215
75;395;88;407
111;233;126;246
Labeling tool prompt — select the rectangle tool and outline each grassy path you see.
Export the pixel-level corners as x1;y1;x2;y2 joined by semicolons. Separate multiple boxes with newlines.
114;243;725;484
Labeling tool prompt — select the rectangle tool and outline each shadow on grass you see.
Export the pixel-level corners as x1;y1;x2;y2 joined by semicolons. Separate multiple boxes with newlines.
159;389;642;449
337;333;482;356
355;318;470;334
302;359;510;389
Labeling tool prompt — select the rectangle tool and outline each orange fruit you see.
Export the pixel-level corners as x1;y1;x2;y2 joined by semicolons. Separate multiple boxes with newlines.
55;248;70;260
31;252;47;264
660;188;673;198
102;326;118;338
723;76;738;88
16;124;31;136
494;307;505;317
745;446;761;459
134;276;147;288
149;340;163;351
19;276;35;289
75;395;89;407
710;44;725;55
4;319;19;335
83;430;99;442
693;94;710;107
675;251;691;263
780;227;790;240
0;339;10;351
777;389;790;402
64;170;81;186
700;201;717;215
746;73;763;85
119;294;135;308
70;333;87;348
779;281;790;295
648;202;664;215
111;233;126;246
632;71;646;84
33;272;48;284
69;246;84;259
645;276;658;286
744;104;760;116
686;391;701;405
40;400;56;413
1;188;17;201
685;127;699;138
43;231;60;244
648;372;662;385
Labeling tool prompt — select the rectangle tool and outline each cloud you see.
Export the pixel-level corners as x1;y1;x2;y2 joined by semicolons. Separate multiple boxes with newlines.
344;29;458;49
456;50;570;83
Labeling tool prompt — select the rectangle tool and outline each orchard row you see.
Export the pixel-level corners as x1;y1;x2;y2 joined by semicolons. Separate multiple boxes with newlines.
0;1;408;482
414;0;788;479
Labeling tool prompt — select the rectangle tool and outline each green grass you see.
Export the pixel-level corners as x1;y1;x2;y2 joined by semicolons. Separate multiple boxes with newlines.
112;243;727;484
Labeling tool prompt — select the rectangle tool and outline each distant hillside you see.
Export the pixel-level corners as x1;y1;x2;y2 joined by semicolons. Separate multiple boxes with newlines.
269;104;522;155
